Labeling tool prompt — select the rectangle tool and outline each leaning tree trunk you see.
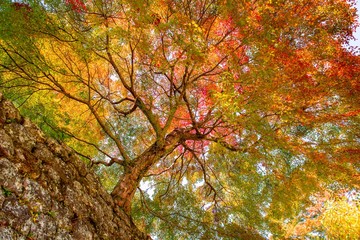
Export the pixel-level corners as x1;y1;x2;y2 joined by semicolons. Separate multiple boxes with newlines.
111;130;183;214
0;93;149;239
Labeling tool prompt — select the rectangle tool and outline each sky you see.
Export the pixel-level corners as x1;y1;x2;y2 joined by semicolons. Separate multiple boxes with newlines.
348;1;360;48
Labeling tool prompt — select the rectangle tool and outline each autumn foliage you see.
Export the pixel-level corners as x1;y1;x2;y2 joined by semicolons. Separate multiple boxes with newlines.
65;0;86;12
0;0;359;238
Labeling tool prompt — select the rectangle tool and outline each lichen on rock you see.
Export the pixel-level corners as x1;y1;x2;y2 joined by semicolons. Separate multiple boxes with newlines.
0;96;148;239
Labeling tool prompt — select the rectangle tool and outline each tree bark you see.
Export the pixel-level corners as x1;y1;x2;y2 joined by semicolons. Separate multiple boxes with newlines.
111;130;183;214
0;93;149;239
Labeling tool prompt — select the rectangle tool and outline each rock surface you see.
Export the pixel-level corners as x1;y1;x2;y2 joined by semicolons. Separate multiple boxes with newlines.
0;93;148;239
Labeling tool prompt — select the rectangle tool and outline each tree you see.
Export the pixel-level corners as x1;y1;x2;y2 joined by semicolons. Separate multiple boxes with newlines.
284;190;360;239
0;0;359;238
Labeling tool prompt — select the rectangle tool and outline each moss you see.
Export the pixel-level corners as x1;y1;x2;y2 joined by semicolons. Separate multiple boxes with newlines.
1;186;12;197
46;211;57;218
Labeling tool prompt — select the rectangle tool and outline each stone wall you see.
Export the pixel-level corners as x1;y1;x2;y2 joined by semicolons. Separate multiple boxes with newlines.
0;93;148;239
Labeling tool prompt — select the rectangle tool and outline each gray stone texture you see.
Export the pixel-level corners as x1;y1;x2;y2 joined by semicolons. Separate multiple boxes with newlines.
0;94;148;239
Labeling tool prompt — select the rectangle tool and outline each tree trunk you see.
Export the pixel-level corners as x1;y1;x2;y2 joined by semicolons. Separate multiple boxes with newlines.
0;94;149;239
111;130;183;214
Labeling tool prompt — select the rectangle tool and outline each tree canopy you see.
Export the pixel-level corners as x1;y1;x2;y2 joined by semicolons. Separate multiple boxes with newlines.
0;0;359;238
